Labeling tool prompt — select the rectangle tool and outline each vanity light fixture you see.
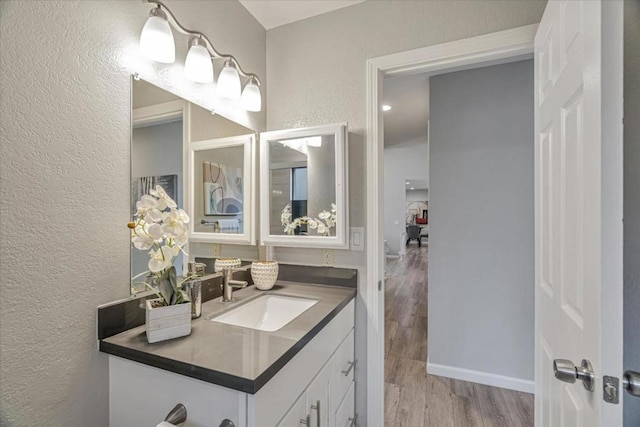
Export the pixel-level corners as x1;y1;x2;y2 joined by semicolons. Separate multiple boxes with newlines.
140;7;175;63
241;77;262;112
218;60;242;99
184;37;213;83
139;0;262;111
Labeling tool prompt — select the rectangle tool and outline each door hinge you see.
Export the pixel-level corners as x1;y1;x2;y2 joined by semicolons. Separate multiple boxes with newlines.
603;376;619;404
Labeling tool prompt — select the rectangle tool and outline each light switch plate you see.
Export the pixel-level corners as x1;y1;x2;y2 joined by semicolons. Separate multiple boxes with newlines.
350;227;365;251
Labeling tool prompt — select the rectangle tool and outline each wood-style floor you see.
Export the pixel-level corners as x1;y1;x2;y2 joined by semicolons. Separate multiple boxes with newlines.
384;244;534;427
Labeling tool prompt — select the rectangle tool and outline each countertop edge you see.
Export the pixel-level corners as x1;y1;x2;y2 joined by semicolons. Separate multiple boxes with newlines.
100;290;356;394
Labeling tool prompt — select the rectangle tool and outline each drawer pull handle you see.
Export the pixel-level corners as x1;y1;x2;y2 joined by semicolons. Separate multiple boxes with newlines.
300;414;310;425
311;400;321;426
342;360;356;376
348;414;358;427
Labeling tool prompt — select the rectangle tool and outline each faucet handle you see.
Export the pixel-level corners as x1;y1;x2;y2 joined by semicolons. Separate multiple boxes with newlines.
228;280;248;289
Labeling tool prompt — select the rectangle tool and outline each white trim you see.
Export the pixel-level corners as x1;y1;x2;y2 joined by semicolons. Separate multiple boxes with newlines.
259;123;349;249
426;362;535;394
365;24;537;426
132;100;186;128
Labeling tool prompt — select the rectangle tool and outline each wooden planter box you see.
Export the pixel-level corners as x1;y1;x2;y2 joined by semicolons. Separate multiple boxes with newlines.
145;299;191;343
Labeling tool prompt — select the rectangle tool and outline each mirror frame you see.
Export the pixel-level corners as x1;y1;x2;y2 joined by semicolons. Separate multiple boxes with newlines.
187;133;256;245
259;123;349;249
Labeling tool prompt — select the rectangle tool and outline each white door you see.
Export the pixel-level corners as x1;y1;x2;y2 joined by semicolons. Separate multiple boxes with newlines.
535;0;623;426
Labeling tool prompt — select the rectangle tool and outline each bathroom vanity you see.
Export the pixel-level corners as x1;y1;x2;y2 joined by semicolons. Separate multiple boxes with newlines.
101;281;356;427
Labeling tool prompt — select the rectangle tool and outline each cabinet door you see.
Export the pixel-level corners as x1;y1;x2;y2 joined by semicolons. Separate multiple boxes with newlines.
333;382;355;427
277;392;308;427
329;329;355;414
306;360;332;427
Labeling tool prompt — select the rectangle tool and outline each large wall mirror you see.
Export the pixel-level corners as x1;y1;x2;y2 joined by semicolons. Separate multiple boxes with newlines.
259;123;348;249
131;78;256;292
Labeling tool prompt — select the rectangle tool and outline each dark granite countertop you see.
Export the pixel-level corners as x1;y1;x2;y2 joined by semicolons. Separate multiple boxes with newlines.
100;281;356;394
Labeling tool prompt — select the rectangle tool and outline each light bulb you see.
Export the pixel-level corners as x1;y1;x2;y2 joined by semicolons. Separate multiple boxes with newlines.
184;38;213;83
139;8;175;64
217;61;241;99
240;78;262;111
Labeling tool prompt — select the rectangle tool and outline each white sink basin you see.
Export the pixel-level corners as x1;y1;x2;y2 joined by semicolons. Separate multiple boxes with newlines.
212;295;318;332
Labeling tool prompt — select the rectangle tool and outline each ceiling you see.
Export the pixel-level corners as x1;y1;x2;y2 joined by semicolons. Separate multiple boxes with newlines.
239;0;366;30
383;73;430;148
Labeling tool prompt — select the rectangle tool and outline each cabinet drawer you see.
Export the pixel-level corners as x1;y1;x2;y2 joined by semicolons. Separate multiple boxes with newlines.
334;381;355;427
329;329;355;411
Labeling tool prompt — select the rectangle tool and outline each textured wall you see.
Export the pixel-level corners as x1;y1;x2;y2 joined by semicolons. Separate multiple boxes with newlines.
265;1;546;421
624;0;640;424
0;1;265;425
428;60;535;384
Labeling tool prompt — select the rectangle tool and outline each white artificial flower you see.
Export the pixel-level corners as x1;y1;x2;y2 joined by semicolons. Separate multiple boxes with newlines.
308;219;318;229
317;223;327;235
145;208;164;224
318;211;330;220
135;195;158;217
132;234;154;250
151;185;177;210
177;209;190;224
148;246;174;273
331;203;337;212
147;223;164;240
163;210;187;237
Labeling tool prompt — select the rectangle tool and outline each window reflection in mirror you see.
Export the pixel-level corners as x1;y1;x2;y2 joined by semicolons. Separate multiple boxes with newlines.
268;135;337;236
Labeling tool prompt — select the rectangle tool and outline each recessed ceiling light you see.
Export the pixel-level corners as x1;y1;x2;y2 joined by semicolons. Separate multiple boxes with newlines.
405;181;410;184
410;187;415;190
382;105;392;112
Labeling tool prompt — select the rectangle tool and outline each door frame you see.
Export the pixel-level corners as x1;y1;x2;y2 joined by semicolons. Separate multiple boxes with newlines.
364;24;538;426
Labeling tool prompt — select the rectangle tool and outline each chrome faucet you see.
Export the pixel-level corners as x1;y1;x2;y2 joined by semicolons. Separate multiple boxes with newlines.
214;258;248;303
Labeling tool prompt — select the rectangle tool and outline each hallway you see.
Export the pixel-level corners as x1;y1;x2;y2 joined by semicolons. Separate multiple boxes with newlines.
384;245;534;426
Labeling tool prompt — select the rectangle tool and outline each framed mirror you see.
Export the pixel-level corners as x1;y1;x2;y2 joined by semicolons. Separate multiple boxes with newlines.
188;134;255;244
131;77;257;293
259;123;348;249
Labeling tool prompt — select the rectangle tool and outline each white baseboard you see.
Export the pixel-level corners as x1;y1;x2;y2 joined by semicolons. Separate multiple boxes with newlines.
426;362;534;394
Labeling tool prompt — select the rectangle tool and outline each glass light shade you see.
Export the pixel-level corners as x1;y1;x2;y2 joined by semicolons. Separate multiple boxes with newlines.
240;81;262;112
217;62;241;99
185;42;213;83
140;12;175;64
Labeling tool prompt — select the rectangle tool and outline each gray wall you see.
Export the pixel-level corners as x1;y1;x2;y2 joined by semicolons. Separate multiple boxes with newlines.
0;1;265;425
624;0;640;424
265;1;546;421
428;60;534;383
131;120;184;278
384;143;429;255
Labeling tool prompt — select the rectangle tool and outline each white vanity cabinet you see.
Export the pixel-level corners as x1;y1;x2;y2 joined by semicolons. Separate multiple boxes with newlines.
108;299;355;427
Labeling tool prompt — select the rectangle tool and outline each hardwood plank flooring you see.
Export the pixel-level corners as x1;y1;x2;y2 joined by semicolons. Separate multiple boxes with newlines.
384;245;534;426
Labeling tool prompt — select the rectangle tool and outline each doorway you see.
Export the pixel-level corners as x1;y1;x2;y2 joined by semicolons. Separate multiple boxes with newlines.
364;24;539;425
381;56;535;425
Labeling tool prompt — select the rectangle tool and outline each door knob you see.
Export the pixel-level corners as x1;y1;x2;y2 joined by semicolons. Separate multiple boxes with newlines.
553;359;595;391
623;371;640;397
